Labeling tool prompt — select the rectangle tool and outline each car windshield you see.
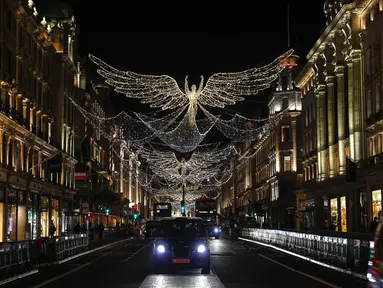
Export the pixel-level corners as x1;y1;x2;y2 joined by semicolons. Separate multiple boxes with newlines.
160;219;206;238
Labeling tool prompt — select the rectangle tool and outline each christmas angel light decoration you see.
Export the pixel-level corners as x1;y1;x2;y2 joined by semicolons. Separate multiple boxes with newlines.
89;49;293;118
88;49;293;151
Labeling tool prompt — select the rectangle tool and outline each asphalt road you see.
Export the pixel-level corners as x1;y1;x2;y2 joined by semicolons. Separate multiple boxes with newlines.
3;237;368;288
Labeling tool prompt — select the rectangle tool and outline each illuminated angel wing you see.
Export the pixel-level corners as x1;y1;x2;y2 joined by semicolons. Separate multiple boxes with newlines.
186;148;230;170
89;54;188;110
139;148;180;170
198;49;294;108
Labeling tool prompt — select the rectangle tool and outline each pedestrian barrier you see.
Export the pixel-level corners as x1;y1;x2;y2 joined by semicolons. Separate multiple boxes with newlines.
241;228;373;274
53;234;89;260
0;241;31;278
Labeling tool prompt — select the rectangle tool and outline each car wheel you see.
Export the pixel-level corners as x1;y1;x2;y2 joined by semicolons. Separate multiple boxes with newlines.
201;265;210;274
215;236;219;239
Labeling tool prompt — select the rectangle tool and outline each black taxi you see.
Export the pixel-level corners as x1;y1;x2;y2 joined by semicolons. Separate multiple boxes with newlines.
151;217;210;274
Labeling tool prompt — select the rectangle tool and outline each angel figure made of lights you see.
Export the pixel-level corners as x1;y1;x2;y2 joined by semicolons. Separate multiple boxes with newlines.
88;49;294;126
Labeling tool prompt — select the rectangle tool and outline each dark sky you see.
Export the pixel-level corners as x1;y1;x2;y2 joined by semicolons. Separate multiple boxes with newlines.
66;0;326;118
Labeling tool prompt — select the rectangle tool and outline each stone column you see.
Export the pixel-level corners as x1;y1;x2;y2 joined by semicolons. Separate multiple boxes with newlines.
20;143;24;172
291;119;297;171
0;131;3;164
29;107;35;132
347;59;355;160
275;123;280;172
336;66;346;174
36;112;41;134
317;84;327;180
352;51;362;161
315;91;322;179
326;76;335;177
22;101;28;120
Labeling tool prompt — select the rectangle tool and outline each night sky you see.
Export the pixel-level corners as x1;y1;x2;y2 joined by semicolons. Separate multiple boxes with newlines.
66;0;326;119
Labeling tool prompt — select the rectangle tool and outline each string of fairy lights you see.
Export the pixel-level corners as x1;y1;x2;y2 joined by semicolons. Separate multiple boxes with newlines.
72;49;294;204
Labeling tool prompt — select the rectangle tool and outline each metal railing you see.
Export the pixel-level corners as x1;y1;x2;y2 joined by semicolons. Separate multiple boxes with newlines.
53;234;89;260
0;241;31;278
241;228;373;274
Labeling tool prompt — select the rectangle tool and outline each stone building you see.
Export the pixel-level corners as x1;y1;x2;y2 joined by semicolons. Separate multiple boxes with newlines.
0;0;80;240
295;0;383;232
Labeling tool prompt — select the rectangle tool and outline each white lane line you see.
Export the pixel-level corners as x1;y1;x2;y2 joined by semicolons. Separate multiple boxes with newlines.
31;262;92;288
0;269;39;286
259;254;341;288
124;241;152;262
238;237;367;281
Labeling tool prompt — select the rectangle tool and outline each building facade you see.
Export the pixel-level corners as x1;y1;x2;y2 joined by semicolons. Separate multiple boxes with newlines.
252;54;303;228
0;0;81;241
295;0;383;232
219;54;302;226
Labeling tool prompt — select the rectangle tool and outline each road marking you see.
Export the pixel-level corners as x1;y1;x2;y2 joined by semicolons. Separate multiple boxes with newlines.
31;262;92;288
238;237;367;281
259;254;341;288
0;269;39;286
124;241;152;262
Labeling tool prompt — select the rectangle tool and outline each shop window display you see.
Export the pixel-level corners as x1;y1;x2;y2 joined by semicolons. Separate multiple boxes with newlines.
51;199;59;235
7;189;26;241
330;198;338;231
340;196;347;232
40;196;49;237
372;190;382;219
27;193;38;239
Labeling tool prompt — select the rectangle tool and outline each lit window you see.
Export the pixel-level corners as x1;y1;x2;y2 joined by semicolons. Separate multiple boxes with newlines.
281;126;290;142
283;156;291;172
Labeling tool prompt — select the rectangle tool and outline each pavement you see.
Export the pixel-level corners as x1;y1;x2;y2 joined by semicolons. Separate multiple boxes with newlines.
2;237;368;288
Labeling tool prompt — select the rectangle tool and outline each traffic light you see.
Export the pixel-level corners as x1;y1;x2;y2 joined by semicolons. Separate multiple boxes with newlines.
106;209;110;216
180;200;185;215
133;210;138;219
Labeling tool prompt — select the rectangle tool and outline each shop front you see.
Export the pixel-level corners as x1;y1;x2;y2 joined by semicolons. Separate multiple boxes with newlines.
27;192;39;240
39;186;62;237
0;184;5;242
325;195;348;232
61;191;75;233
6;187;27;242
302;198;315;230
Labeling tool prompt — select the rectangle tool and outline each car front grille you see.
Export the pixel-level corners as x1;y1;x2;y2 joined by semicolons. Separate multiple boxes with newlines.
173;245;190;257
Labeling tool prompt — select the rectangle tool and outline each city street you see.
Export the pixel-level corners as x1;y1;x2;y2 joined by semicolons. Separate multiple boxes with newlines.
4;237;367;288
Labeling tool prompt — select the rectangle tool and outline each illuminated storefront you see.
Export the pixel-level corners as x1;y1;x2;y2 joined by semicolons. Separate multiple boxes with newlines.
40;196;49;237
330;198;338;231
51;198;60;236
27;193;39;240
372;189;382;219
6;188;27;241
340;196;347;232
0;187;5;242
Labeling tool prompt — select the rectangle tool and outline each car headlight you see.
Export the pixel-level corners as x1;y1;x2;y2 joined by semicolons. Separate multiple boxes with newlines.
197;244;206;253
214;228;219;233
157;244;165;253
